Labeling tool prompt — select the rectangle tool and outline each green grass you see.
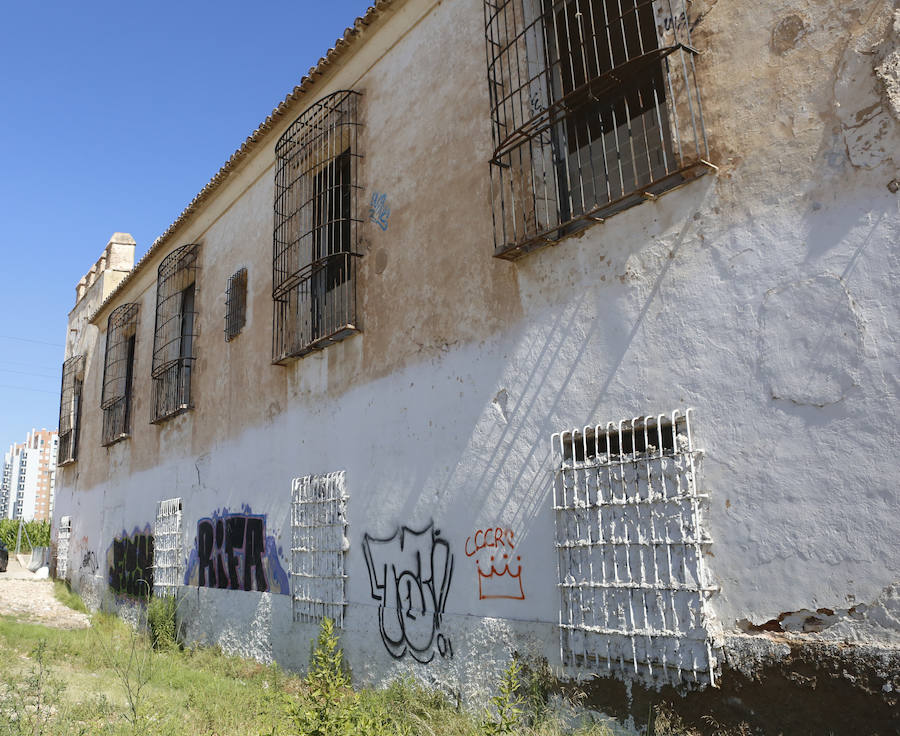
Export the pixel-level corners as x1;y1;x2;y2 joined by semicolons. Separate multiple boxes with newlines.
0;613;690;736
53;580;88;613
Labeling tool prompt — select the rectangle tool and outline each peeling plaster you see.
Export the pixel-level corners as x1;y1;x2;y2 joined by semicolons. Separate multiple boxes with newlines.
835;1;900;169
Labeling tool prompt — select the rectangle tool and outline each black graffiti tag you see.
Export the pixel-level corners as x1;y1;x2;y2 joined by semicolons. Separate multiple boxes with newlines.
362;522;454;664
81;549;98;574
197;514;268;592
109;533;154;597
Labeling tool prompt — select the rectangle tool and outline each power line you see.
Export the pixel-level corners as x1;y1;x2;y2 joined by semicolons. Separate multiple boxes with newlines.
0;369;59;379
0;384;58;395
0;335;64;348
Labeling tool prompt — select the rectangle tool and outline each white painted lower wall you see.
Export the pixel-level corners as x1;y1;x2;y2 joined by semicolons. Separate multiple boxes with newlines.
54;178;900;696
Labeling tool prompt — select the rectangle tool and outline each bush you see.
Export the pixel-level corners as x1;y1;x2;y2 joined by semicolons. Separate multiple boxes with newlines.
147;594;178;650
52;580;87;613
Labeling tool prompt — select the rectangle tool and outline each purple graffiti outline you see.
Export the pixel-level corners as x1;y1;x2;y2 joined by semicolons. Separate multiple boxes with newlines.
184;505;289;595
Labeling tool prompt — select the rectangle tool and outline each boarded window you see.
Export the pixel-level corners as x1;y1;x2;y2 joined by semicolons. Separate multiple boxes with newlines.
224;268;247;342
151;244;199;422
153;497;183;597
291;472;348;626
484;0;713;258
101;303;139;445
58;356;85;465
552;409;718;687
273;90;362;362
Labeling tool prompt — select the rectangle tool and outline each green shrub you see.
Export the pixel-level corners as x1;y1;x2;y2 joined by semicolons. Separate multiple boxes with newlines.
52;580;87;613
147;594;178;650
482;659;525;735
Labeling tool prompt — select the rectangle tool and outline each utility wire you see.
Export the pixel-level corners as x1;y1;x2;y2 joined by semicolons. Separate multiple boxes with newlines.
0;384;58;395
0;335;64;348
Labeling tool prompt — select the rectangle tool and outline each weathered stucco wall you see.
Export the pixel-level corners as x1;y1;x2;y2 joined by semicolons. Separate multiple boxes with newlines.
54;0;900;722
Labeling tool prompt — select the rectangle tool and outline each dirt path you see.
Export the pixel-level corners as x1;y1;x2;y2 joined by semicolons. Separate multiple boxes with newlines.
0;559;90;629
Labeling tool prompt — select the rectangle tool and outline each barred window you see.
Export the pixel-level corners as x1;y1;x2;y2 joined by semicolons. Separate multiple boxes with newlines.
101;303;139;445
58;355;85;465
153;497;183;597
151;244;199;422
552;410;718;687
56;515;71;580
225;268;247;342
484;0;713;258
273;90;363;363
291;472;348;626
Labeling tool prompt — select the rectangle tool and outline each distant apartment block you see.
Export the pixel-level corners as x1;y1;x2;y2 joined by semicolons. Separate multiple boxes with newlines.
1;429;58;521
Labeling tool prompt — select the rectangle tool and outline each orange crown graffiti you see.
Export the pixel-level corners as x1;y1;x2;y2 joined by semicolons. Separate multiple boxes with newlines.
476;552;525;600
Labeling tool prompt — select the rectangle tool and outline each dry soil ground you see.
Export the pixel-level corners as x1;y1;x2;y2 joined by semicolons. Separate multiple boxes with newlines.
0;558;89;629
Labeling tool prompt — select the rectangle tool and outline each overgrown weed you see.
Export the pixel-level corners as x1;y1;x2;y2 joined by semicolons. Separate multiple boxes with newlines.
52;580;88;614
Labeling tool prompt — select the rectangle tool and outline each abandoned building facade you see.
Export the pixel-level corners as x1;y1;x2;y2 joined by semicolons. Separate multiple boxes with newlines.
54;0;900;721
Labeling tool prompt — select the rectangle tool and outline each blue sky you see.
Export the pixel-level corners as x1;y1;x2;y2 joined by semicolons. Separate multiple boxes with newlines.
0;1;374;451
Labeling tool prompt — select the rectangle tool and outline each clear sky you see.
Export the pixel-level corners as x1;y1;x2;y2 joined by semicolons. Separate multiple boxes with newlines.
0;0;374;452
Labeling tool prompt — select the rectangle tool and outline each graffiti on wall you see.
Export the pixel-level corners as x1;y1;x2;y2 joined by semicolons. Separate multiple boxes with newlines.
81;549;98;574
108;526;154;597
184;506;289;594
362;521;454;663
368;191;391;231
465;527;525;600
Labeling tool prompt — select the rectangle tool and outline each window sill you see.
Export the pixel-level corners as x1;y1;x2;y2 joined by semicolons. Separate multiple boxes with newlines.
150;405;193;425
273;324;359;365
101;433;131;448
493;160;717;261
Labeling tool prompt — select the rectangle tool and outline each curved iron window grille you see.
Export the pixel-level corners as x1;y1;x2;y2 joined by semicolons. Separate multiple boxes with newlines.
58;355;85;465
273;90;363;363
151;244;199;422
101;303;139;445
225;268;247;342
484;0;713;259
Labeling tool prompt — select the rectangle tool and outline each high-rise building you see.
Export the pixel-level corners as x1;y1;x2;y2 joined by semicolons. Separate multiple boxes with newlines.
0;429;58;521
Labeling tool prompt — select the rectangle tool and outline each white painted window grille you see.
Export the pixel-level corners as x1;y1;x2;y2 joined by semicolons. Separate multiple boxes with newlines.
291;472;348;626
56;515;71;580
153;498;183;597
552;409;717;687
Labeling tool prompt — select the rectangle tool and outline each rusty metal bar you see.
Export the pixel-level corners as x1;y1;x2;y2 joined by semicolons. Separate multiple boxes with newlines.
273;90;363;364
484;0;711;258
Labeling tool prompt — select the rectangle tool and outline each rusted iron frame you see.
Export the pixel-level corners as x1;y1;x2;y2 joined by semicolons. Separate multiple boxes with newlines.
57;355;85;465
490;44;688;164
101;303;139;445
484;0;711;256
273;90;362;364
495;159;716;259
225;268;248;342
151;244;200;422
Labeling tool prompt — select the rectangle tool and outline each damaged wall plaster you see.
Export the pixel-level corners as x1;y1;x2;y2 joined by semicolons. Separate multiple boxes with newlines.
836;1;900;170
759;274;866;406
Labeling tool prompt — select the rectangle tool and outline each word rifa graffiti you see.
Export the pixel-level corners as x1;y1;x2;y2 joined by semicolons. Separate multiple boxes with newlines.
363;521;454;663
466;527;525;600
368;191;391;231
108;527;154;597
184;507;289;594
